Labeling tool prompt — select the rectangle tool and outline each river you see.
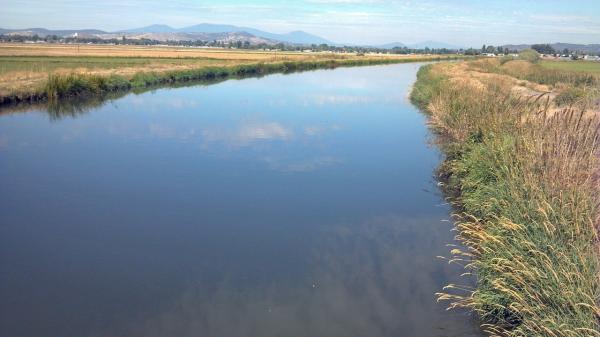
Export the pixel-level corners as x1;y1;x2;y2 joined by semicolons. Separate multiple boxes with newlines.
0;63;481;337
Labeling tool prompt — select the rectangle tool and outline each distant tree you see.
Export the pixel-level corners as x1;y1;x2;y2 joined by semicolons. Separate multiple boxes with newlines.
482;44;486;53
485;45;496;54
531;44;555;54
562;48;570;56
519;49;541;63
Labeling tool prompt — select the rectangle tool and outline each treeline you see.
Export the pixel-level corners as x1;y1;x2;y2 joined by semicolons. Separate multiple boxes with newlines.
0;34;460;55
477;44;518;55
529;43;583;56
477;43;594;56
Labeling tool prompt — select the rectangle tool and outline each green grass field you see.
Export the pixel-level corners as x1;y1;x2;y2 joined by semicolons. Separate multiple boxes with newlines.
541;60;600;73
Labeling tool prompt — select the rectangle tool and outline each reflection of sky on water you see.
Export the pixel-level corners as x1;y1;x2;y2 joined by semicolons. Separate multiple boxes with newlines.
0;63;481;337
124;215;478;337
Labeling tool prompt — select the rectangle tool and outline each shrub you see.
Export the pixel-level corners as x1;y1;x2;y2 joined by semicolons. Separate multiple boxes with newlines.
518;49;541;63
555;87;585;106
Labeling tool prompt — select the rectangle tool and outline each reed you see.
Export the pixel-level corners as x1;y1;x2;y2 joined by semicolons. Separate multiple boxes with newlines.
413;62;600;336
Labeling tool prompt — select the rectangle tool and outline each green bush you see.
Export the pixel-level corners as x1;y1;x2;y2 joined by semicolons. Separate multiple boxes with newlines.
518;49;541;63
555;87;585;106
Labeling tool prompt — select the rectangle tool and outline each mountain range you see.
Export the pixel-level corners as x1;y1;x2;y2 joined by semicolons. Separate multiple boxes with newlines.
0;24;333;45
3;25;596;53
119;24;334;45
0;24;465;49
376;41;463;50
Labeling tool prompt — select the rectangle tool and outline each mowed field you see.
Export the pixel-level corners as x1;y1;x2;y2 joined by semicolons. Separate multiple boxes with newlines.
540;59;600;73
0;43;446;98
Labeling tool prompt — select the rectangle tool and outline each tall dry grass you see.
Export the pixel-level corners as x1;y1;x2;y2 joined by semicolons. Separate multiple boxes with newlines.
412;64;600;336
467;58;600;110
2;55;462;106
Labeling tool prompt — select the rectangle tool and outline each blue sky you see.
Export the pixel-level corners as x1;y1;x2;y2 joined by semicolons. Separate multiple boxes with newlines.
1;0;599;47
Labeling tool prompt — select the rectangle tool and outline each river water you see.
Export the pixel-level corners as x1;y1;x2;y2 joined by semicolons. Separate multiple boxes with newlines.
0;63;481;337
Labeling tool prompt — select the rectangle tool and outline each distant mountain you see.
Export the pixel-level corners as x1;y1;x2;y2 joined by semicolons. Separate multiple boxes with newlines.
104;31;277;44
376;40;462;50
0;24;332;45
376;42;406;49
408;41;462;49
276;31;332;45
0;26;279;45
123;23;333;45
502;43;600;54
121;24;177;33
183;24;332;45
0;27;107;37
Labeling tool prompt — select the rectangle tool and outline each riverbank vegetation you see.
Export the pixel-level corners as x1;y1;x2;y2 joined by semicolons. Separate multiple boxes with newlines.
412;59;600;336
466;55;600;111
0;43;461;107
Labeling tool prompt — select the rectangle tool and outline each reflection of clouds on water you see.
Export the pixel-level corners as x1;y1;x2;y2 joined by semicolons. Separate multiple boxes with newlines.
263;156;341;173
303;124;341;136
149;124;198;141
168;98;199;109
305;94;407;107
304;125;324;136
122;215;480;337
201;122;293;146
101;120;294;147
129;95;200;110
301;74;371;90
267;97;288;107
310;94;374;106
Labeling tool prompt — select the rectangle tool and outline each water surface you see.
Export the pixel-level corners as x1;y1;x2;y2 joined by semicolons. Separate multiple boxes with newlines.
0;64;480;337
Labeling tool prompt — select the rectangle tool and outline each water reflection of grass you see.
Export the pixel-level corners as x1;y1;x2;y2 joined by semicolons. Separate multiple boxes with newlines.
412;61;600;336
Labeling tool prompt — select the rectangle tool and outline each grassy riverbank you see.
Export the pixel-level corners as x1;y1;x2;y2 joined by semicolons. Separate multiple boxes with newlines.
412;61;600;336
0;43;461;106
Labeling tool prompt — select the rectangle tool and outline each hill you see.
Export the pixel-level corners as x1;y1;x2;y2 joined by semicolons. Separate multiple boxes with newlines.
123;23;333;45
